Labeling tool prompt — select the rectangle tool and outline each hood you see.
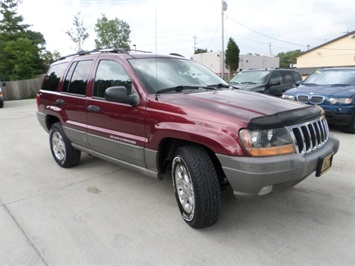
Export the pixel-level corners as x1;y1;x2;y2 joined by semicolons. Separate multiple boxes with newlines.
157;89;307;127
288;84;355;97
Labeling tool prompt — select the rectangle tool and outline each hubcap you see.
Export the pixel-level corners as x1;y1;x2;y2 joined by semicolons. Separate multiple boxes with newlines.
174;162;195;214
52;132;66;161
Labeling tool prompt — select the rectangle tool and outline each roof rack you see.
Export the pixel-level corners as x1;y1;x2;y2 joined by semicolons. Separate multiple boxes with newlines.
59;48;129;60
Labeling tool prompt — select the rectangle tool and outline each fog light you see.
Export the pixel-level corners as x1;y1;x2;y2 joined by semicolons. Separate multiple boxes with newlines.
258;185;273;196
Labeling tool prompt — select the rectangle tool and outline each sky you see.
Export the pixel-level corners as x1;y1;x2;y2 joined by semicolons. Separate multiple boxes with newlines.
16;0;355;58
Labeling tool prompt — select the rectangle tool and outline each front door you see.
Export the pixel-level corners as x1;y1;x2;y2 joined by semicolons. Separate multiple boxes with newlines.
86;59;147;167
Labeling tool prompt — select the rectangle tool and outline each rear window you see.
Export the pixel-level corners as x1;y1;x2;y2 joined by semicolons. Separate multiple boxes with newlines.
42;62;68;91
62;60;93;95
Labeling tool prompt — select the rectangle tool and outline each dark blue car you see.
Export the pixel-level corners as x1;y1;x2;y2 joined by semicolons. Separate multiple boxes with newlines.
282;67;355;133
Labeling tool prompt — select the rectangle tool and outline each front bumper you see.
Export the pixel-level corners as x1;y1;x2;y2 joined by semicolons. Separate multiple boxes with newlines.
216;134;339;199
323;107;354;126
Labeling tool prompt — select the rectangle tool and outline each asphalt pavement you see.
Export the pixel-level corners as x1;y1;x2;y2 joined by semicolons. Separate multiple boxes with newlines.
1;99;354;265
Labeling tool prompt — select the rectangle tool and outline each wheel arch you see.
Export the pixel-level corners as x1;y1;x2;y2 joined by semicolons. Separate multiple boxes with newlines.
157;138;225;182
45;115;61;131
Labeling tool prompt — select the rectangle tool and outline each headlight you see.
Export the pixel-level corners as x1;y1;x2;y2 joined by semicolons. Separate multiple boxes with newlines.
281;94;295;101
239;127;295;156
329;98;352;105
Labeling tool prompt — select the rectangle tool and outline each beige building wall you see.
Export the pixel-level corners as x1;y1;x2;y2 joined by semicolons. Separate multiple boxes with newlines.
297;32;355;68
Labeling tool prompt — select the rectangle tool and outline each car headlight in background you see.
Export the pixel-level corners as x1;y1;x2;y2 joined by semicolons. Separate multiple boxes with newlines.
281;94;295;101
239;127;295;156
329;97;352;105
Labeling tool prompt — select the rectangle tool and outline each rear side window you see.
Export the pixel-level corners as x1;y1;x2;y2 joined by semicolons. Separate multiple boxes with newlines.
281;71;293;84
42;62;68;91
62;60;93;95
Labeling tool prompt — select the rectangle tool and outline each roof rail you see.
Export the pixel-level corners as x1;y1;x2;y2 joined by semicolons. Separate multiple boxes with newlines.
59;48;129;60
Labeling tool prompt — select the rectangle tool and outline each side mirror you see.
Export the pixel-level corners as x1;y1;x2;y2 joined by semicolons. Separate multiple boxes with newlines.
104;86;140;106
270;80;281;86
295;80;301;87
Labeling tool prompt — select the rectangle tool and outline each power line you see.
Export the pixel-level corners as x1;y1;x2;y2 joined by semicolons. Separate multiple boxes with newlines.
226;15;308;48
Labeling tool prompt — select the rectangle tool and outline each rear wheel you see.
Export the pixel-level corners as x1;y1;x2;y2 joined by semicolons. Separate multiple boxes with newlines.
172;145;221;229
49;123;81;167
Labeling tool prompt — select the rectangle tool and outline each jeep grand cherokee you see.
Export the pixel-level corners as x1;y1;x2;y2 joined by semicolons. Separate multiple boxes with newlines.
36;49;339;228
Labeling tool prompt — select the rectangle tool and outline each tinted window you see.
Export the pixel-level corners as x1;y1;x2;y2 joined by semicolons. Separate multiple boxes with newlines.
42;62;68;91
281;71;293;84
93;60;131;98
62;60;93;95
270;71;282;84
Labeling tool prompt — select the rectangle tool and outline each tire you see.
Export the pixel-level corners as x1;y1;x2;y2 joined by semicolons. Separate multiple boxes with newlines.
342;114;355;134
172;145;221;229
49;123;81;168
0;101;3;108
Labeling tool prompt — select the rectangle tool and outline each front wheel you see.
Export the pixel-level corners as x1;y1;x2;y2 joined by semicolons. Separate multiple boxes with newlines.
172;145;221;229
49;123;81;168
342;114;355;134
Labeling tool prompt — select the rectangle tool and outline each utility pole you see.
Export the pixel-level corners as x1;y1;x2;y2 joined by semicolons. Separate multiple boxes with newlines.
221;0;227;79
193;34;198;53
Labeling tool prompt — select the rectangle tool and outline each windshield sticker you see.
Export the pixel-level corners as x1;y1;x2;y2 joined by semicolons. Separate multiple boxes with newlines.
315;70;322;74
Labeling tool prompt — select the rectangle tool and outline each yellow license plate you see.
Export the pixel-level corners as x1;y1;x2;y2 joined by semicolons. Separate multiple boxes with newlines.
316;152;334;177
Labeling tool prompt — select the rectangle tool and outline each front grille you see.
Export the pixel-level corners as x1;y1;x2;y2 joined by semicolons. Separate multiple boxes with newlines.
310;96;325;104
296;95;325;104
287;116;329;155
297;95;309;103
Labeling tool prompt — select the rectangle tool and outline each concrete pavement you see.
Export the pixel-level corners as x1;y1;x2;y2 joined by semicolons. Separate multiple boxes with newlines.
1;99;354;265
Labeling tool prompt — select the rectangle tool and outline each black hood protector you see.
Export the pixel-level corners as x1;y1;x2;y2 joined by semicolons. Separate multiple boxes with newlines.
248;105;323;130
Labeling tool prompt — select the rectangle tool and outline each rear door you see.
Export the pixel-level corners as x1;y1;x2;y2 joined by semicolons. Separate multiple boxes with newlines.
86;57;147;167
58;59;94;148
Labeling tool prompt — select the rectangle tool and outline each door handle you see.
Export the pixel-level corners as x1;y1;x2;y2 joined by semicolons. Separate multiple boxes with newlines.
56;99;65;105
87;105;101;113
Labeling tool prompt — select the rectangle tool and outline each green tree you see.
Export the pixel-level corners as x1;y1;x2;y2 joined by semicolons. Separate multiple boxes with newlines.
225;37;240;76
194;48;207;54
94;14;131;49
0;0;47;80
66;12;89;52
277;50;302;68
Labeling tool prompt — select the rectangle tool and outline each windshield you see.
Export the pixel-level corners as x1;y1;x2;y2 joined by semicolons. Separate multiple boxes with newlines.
304;69;355;86
129;57;227;93
229;70;270;84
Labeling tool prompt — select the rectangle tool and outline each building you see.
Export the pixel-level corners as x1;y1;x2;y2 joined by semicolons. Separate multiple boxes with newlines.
192;52;280;79
296;30;355;78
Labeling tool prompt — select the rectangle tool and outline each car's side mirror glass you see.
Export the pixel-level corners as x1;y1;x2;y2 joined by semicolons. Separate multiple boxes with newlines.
104;86;140;106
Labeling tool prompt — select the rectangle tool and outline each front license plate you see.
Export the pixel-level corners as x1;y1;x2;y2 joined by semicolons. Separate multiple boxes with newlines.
316;152;334;177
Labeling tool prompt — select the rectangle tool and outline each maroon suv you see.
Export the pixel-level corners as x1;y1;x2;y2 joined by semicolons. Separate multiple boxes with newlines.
36;49;339;228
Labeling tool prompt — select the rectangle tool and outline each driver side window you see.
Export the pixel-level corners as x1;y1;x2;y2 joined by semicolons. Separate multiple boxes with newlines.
93;60;131;98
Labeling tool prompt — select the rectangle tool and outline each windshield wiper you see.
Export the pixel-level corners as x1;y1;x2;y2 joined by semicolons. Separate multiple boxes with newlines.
330;84;351;87
156;85;218;94
241;81;257;84
303;83;319;86
207;83;230;88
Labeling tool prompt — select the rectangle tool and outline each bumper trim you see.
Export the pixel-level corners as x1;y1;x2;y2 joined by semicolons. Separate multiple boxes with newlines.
216;134;339;199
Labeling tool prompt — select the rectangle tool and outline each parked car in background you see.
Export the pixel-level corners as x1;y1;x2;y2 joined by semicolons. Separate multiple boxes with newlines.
0;82;5;108
229;68;302;97
282;67;355;133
